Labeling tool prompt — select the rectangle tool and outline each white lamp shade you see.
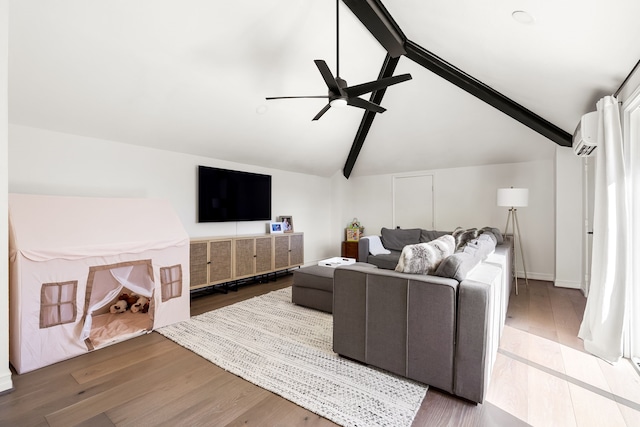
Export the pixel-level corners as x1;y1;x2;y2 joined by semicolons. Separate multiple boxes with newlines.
497;188;529;207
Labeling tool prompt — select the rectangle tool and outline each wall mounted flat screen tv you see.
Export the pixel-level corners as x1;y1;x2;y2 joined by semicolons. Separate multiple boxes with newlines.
198;166;272;222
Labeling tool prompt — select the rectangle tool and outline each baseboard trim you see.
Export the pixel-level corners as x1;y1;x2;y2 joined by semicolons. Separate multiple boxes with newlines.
554;280;582;289
516;271;554;282
0;369;13;394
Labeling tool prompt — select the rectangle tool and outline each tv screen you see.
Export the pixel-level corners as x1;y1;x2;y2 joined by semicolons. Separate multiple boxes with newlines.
198;166;272;222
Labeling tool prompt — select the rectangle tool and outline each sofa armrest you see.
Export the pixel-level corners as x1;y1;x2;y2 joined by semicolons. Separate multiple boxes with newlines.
455;263;502;403
357;238;370;262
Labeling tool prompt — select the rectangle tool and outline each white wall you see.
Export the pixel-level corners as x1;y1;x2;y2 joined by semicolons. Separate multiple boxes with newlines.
330;172;354;242
342;160;557;281
1;0;13;394
8;122;567;284
8;124;341;265
555;146;585;289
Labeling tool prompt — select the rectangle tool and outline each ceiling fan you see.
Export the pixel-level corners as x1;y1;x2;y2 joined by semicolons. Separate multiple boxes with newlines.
266;0;412;121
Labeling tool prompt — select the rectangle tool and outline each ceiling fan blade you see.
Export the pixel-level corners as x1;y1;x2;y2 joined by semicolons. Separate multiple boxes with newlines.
344;73;412;97
347;97;386;114
266;96;328;100
314;60;341;94
312;103;332;121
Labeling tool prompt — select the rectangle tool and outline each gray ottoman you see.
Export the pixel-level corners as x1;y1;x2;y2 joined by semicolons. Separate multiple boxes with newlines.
292;262;376;313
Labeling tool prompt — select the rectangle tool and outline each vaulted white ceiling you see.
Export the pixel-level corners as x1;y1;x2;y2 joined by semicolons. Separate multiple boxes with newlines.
8;0;640;177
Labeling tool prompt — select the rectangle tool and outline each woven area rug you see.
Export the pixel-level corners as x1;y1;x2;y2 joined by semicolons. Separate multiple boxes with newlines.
158;287;427;427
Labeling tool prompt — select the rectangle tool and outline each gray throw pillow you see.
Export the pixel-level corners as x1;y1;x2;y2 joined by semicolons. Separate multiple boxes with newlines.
435;233;497;281
380;227;421;251
463;237;494;258
480;226;503;245
434;252;479;281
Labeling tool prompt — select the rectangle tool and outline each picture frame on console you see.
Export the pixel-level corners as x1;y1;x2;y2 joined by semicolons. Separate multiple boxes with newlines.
269;222;284;234
278;216;294;233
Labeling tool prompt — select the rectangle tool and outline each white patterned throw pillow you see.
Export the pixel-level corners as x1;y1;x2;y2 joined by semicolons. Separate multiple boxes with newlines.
395;234;455;274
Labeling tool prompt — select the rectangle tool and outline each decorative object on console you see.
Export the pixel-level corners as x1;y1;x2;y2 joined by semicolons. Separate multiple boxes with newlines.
346;218;364;241
497;187;529;295
278;215;294;233
269;222;284;234
346;228;359;241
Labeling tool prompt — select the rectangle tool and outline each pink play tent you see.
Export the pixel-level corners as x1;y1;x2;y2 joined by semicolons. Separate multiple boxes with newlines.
8;194;190;374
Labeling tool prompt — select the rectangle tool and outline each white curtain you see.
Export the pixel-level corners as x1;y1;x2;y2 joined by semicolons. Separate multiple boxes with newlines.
80;265;154;341
624;91;640;362
578;95;629;363
109;265;154;298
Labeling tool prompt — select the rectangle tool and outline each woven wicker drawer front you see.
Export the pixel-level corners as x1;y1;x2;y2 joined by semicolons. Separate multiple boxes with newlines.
255;236;273;273
209;240;232;283
274;235;289;269
289;234;304;266
235;238;255;277
189;241;208;287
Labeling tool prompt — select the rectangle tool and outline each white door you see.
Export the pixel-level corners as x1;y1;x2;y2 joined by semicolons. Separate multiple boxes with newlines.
393;174;434;229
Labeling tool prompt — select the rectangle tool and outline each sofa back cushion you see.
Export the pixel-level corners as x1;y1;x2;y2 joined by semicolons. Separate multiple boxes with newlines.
380;227;421;251
419;229;449;243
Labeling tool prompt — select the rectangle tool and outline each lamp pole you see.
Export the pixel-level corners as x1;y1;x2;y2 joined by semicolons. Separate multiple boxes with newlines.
498;187;530;296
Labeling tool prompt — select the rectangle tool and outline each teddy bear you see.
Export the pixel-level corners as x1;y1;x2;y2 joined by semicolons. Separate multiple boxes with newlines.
118;292;138;306
131;296;149;313
109;299;128;314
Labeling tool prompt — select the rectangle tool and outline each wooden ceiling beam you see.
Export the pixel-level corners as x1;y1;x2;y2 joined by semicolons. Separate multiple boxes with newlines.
341;0;572;179
342;0;406;58
404;41;572;147
343;54;399;178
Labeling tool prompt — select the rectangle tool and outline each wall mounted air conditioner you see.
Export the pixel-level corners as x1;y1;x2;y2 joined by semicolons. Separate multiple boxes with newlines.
573;111;598;156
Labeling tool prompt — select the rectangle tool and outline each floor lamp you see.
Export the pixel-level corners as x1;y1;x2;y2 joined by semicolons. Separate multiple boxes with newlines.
497;187;529;295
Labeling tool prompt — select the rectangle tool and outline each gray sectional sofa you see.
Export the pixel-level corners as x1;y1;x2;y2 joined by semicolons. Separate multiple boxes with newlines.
333;227;513;403
357;227;449;269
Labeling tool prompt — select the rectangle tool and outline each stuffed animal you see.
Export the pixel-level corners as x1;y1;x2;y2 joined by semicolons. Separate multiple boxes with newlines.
118;292;138;306
131;296;149;313
110;300;128;314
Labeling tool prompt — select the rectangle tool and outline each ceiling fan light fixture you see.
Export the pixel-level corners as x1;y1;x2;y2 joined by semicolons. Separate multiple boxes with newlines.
265;0;411;121
330;98;348;108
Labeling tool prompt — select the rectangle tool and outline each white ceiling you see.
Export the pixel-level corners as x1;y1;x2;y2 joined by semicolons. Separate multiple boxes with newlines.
8;0;640;177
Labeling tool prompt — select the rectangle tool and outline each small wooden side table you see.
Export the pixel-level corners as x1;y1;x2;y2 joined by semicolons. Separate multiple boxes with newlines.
341;241;359;261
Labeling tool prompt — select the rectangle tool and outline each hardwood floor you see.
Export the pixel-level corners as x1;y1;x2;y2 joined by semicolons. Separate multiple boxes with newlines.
1;276;639;426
